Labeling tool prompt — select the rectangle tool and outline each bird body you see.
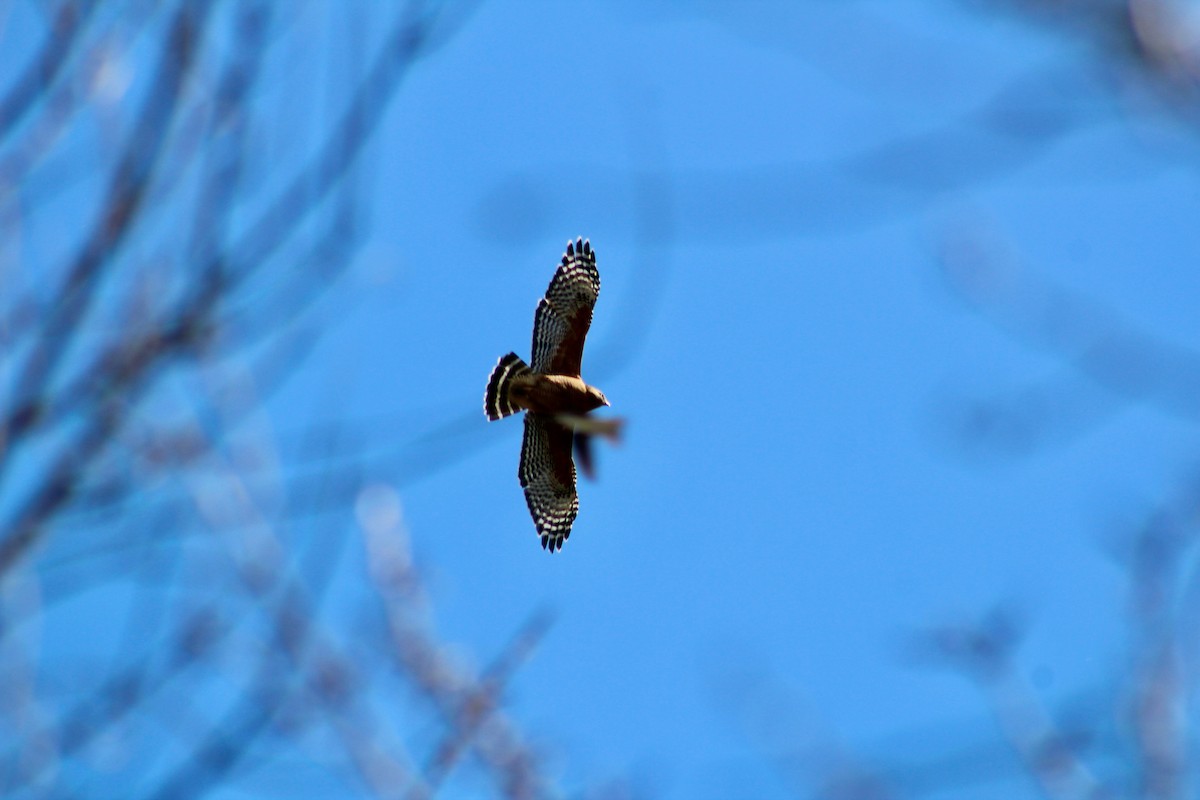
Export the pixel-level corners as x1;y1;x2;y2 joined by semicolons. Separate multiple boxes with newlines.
483;238;614;552
490;367;607;418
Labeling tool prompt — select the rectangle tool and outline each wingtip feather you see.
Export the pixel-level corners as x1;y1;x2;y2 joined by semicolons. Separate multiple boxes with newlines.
563;237;595;264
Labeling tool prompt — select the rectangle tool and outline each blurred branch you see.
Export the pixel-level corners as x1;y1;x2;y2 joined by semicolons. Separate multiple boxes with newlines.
0;0;98;142
913;609;1109;800
363;505;552;799
934;222;1200;466
3;1;211;456
0;2;567;798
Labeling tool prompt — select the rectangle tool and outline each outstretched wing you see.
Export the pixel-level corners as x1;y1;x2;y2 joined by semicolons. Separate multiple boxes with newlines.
530;238;600;377
518;413;578;552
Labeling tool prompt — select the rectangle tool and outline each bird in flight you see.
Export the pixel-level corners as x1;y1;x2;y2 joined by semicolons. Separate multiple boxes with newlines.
484;238;619;552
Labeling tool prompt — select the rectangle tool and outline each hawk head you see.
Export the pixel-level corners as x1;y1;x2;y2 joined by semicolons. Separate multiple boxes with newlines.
587;386;609;411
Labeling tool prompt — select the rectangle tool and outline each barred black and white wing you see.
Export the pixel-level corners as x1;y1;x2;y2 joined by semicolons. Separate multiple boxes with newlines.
530;238;600;377
518;413;578;552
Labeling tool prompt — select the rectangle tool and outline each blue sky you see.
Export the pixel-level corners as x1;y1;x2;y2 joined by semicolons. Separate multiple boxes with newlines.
9;1;1200;798
295;2;1200;796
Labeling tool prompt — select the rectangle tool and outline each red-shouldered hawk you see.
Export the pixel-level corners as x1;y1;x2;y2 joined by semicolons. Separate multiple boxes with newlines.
484;238;619;552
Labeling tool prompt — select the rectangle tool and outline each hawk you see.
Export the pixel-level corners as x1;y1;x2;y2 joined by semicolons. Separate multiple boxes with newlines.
484;238;618;552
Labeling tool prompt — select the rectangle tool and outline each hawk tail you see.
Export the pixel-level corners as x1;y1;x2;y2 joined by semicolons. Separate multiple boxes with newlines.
485;352;531;421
